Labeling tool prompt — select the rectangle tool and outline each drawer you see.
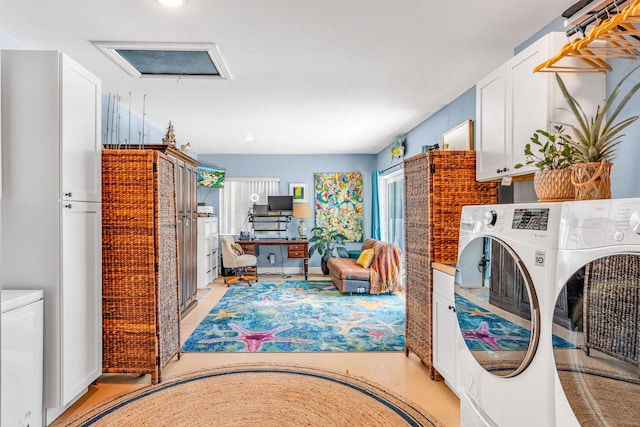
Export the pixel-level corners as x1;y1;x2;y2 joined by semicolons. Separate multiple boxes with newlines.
288;250;305;258
288;244;306;251
240;244;256;255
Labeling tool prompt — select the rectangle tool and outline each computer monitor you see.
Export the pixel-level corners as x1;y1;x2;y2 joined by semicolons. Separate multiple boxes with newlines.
268;195;293;212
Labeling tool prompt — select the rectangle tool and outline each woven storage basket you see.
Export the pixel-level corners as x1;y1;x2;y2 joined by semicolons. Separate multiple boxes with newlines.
533;168;574;201
583;254;640;368
403;151;497;377
102;150;180;384
572;161;612;200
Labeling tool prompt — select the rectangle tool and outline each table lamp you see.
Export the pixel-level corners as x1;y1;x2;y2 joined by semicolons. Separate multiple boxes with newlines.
292;203;312;240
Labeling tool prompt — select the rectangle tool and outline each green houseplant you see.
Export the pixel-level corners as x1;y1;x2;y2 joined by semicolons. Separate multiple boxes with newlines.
555;66;640;199
308;227;349;275
515;125;576;201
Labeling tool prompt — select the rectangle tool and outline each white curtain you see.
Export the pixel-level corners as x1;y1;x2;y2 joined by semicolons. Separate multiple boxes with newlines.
219;177;280;235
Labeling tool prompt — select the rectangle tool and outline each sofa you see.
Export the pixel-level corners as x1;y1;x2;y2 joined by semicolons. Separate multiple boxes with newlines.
327;238;402;294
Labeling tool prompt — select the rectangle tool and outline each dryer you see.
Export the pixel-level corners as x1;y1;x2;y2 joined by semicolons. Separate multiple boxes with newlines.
455;202;564;426
553;198;640;426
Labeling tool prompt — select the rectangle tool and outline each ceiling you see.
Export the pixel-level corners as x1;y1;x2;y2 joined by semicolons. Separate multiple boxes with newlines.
0;0;577;155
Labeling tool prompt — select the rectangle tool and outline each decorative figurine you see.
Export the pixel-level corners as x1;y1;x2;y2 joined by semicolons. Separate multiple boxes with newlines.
162;121;177;147
180;142;191;154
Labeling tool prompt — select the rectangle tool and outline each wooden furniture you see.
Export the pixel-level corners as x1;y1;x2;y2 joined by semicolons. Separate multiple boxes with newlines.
146;145;200;316
489;239;531;320
102;150;181;385
0;50;103;424
475;32;605;181
403;151;497;379
236;239;309;279
197;216;219;287
432;264;458;393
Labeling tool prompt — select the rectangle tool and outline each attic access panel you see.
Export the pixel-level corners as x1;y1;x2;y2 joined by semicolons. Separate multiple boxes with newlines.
93;42;231;79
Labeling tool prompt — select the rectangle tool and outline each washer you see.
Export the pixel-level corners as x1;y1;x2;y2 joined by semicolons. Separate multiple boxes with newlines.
553;198;640;426
455;202;564;426
1;289;44;427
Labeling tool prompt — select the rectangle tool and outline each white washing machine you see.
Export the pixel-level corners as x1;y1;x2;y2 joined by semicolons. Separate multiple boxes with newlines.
1;289;44;427
455;202;564;426
553;198;640;426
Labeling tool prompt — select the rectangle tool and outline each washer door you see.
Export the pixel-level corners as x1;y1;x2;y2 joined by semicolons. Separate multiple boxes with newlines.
554;253;640;425
455;236;540;377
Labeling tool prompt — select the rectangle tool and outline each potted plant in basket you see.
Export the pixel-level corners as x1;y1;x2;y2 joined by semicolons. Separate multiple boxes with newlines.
515;125;576;201
555;66;640;199
308;226;349;275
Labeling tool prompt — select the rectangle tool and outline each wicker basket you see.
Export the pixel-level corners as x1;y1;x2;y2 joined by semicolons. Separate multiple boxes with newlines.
571;161;612;200
533;168;574;201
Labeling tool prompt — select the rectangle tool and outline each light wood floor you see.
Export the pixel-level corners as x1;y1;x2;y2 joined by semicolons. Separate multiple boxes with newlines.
53;274;460;426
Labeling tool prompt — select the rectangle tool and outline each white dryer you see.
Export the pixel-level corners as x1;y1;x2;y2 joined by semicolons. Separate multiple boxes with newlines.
553;198;640;426
455;202;565;426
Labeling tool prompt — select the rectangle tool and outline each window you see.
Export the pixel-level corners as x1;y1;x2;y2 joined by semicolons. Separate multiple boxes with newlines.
380;169;405;254
219;178;280;235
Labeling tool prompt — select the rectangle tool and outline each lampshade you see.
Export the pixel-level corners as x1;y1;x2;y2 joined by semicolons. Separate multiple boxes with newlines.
292;203;312;218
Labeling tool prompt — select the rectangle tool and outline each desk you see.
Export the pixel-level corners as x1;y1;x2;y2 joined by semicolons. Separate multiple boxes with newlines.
236;239;309;280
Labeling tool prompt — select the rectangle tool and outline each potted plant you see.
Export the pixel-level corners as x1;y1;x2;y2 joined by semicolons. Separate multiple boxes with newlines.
308;227;349;275
555;66;640;199
515;125;576;201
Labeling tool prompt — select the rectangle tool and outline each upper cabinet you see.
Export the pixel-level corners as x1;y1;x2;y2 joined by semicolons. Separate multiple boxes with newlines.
475;32;605;182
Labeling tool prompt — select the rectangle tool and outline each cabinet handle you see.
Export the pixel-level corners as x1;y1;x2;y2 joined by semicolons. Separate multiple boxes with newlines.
64;192;72;197
64;203;72;209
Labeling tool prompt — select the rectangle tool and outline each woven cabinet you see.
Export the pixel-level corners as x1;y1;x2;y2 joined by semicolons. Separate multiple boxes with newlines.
583;254;640;369
102;150;181;384
404;151;497;378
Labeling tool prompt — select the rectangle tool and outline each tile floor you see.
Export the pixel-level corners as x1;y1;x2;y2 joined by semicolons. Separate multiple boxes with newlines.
52;274;460;426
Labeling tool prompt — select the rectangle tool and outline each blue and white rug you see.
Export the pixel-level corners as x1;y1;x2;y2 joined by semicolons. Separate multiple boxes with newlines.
182;280;406;352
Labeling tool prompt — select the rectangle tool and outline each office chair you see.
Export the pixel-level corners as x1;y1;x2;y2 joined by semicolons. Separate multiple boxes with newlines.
220;235;258;286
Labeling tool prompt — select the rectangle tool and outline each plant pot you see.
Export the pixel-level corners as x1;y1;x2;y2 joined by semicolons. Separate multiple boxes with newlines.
533;169;574;202
321;258;330;275
571;161;612;200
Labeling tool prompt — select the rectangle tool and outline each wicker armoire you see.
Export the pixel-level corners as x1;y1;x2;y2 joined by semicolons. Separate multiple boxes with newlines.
404;151;497;378
102;150;181;384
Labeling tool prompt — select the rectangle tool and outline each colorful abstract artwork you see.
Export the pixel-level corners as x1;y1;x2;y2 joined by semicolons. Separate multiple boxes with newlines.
314;172;363;242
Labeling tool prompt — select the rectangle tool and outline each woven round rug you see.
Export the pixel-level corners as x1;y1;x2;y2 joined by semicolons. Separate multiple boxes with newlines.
65;363;440;426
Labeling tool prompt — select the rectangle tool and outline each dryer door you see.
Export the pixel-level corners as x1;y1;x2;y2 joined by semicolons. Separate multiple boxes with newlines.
554;253;640;426
455;236;540;377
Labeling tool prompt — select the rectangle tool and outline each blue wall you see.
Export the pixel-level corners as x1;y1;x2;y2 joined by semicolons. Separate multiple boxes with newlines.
198;153;377;268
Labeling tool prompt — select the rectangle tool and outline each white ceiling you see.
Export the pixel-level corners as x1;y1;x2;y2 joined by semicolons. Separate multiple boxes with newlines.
0;0;577;155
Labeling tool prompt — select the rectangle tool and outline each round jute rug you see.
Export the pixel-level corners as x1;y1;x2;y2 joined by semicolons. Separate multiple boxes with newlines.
65;363;440;426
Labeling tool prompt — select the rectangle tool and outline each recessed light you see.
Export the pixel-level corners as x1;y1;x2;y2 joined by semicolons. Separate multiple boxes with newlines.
157;0;187;8
245;133;255;142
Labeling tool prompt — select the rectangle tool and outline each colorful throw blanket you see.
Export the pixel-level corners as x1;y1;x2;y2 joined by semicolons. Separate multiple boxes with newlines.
369;241;402;294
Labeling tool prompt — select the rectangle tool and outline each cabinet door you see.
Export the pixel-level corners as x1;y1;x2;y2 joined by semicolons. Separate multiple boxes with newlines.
433;292;457;386
432;269;457;389
61;54;101;202
476;66;506;181
506;36;548;177
61;201;101;405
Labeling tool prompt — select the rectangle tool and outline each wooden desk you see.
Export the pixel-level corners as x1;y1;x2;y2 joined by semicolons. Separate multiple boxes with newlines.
236;239;309;279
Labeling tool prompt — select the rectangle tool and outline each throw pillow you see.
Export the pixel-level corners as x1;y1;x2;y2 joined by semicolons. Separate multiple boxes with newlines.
231;243;245;256
356;248;374;268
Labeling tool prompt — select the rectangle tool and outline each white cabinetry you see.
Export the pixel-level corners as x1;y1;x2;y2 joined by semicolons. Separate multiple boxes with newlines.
1;50;102;425
432;266;458;395
476;32;605;181
197;216;219;287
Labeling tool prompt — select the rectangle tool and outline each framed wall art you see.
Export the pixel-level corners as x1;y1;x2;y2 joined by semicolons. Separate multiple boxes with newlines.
442;119;474;150
314;172;363;242
289;182;308;203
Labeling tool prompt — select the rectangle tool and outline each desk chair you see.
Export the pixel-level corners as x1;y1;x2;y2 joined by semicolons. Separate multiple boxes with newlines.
220;235;258;286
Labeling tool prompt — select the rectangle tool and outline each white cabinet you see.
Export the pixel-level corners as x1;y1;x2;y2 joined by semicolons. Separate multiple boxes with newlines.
476;32;605;181
432;267;458;394
197;216;219;287
1;50;102;425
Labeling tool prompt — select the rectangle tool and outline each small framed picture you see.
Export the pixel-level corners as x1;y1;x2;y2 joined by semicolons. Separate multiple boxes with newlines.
289;183;308;203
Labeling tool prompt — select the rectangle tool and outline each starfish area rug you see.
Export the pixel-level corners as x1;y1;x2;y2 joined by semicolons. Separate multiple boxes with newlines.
455;294;577;351
181;280;405;352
